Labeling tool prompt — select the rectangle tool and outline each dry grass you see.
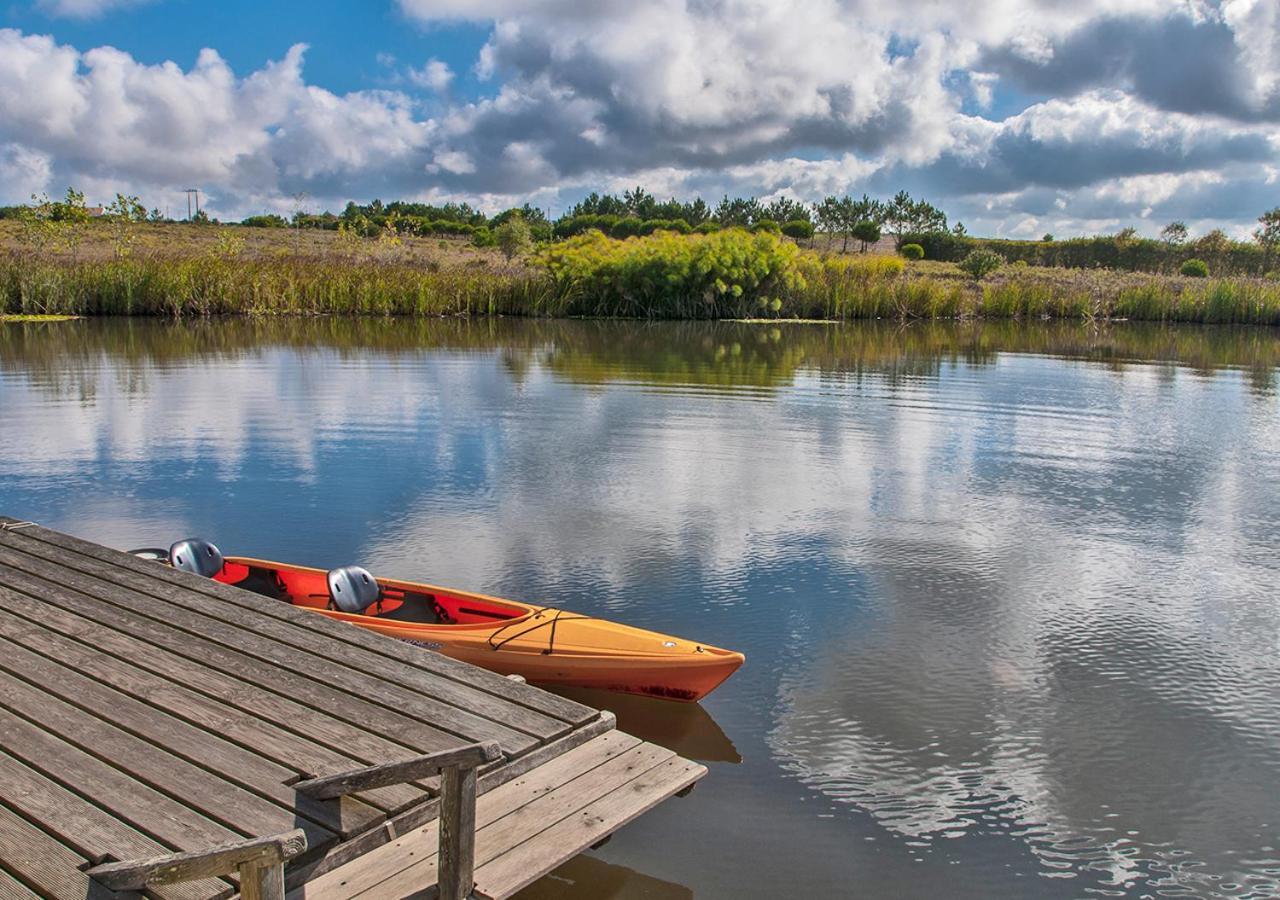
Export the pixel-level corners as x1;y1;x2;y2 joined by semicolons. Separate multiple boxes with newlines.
3;223;1279;325
0;219;508;269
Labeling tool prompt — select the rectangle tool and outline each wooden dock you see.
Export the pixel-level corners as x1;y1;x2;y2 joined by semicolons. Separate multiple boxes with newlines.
0;517;705;899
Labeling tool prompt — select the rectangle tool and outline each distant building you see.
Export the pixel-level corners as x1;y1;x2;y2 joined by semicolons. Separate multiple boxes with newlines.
86;206;107;218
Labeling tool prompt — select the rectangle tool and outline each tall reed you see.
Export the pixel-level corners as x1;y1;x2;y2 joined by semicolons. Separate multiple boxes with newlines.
5;236;1280;325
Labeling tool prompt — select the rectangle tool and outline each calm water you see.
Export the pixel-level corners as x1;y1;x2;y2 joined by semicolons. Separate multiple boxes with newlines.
3;318;1280;899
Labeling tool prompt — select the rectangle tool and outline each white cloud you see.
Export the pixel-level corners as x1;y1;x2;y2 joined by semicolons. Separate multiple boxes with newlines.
36;0;154;19
0;30;434;217
408;58;453;93
1;0;1278;232
0;143;52;198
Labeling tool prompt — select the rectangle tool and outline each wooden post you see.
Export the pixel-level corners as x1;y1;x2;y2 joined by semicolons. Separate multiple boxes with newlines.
238;860;286;900
438;763;479;900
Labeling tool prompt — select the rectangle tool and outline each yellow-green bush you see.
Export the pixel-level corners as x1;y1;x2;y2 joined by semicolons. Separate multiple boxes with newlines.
538;228;816;317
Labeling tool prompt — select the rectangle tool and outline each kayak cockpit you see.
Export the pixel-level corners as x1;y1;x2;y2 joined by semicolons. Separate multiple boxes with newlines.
214;559;527;626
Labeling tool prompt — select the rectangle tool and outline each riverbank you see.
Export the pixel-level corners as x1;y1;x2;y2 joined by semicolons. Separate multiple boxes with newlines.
4;224;1280;324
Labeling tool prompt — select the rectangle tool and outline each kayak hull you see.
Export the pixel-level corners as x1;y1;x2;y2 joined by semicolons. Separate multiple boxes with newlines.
218;556;744;702
334;614;743;701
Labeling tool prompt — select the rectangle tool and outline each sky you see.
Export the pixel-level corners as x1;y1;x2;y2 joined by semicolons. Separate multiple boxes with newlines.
0;0;1277;238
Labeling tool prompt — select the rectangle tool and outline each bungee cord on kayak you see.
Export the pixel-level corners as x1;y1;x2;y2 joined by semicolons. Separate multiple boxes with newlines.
487;606;595;655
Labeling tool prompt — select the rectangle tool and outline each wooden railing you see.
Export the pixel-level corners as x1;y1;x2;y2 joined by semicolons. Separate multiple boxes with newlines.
88;829;308;899
295;741;502;900
86;741;502;900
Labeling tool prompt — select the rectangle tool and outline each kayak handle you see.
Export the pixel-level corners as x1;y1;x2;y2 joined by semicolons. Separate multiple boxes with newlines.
130;547;170;563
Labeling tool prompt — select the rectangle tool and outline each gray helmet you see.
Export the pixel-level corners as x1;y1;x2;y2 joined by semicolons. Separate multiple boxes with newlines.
327;565;381;613
168;538;225;578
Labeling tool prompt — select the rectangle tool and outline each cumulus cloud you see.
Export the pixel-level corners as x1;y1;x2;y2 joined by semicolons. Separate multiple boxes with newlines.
0;30;434;216
0;0;1277;234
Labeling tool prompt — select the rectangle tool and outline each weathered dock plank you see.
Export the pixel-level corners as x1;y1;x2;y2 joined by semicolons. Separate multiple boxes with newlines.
0;518;704;899
0;534;564;744
0;521;592;724
0;635;366;840
0;583;424;813
0;538;543;753
0;803;103;900
0;871;41;900
295;732;706;900
0;751;227;899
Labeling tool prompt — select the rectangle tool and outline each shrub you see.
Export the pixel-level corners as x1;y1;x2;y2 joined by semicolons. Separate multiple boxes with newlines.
471;226;496;248
958;249;1004;280
241;214;288;228
609;218;645;239
900;243;924;260
495;214;533;261
1181;258;1209;277
694;222;721;234
537;228;813;317
781;220;815;240
753;219;782;234
553;214;621;239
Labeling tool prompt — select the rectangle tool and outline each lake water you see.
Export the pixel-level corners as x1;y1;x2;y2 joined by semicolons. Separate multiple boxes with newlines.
2;317;1279;899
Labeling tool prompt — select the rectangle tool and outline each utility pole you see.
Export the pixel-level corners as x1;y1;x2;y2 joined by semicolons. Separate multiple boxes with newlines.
183;188;201;220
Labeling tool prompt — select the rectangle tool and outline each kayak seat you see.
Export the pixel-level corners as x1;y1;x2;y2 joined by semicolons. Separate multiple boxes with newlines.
380;591;446;624
230;566;289;601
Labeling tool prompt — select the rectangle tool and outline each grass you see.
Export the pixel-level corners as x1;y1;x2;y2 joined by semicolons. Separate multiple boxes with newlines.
2;222;1280;325
0;313;80;322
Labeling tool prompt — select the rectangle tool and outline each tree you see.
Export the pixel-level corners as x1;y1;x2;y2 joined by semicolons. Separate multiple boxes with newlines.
780;219;815;241
491;204;549;229
18;188;91;259
495;213;533;261
812;194;886;253
104;193;146;259
952;221;967;237
958;248;1003;279
1113;226;1139;247
1160;221;1188;248
764;197;811;225
813;196;847;250
714;195;763;228
1042;233;1054;242
883;191;947;248
1255;207;1280;268
622;186;657;219
851;220;881;253
849;194;886;226
1195;228;1229;268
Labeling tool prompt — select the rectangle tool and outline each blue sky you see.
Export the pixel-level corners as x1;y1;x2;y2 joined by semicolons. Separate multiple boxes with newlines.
2;0;493;99
0;0;1276;237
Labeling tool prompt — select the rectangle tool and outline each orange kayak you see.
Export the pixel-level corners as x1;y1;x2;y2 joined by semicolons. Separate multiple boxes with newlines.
212;555;745;702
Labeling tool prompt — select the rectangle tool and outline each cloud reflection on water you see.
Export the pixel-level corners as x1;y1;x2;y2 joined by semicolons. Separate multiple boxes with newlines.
1;318;1279;897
